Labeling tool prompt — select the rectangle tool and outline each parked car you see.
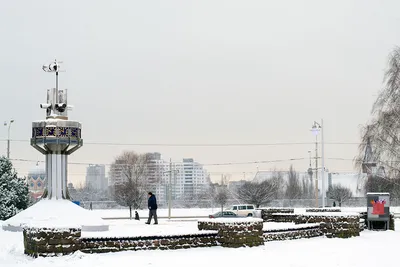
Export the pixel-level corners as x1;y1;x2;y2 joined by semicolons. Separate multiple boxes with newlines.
226;204;256;217
209;211;238;218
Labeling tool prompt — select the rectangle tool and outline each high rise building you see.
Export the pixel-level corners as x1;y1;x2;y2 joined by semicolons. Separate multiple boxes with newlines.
85;164;108;191
146;152;165;192
155;157;210;205
108;152;210;205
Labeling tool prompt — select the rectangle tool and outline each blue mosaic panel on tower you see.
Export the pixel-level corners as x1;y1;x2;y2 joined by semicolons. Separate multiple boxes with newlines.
32;127;81;138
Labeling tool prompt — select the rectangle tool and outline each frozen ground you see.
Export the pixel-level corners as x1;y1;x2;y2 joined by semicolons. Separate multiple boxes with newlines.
80;220;304;238
91;206;400;218
1;219;399;267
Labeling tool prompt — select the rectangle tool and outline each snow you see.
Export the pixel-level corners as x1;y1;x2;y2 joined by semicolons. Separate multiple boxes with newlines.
82;221;316;238
2;199;109;231
90;208;216;219
273;211;360;217
81;220;217;238
1;219;400;267
90;207;399;219
199;217;263;223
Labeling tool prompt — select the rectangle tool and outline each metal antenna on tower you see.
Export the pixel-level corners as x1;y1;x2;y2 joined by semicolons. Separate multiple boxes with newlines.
40;60;71;119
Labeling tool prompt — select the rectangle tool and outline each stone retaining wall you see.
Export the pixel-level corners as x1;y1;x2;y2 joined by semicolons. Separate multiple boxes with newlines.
305;208;341;212
260;208;294;222
263;226;323;242
266;214;298;223
23;212;364;257
261;213;361;238
198;219;264;248
80;233;218;253
24;219;265;257
23;227;81;257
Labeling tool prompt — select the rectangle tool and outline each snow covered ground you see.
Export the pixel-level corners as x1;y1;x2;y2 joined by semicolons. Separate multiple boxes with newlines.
91;206;400;218
1;219;399;267
81;220;302;238
90;207;216;218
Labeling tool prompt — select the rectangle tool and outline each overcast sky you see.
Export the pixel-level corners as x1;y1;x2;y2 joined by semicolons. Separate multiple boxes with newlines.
1;0;400;184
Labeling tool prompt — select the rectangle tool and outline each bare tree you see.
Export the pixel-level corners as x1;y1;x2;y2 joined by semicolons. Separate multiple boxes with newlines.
327;184;353;207
356;47;400;180
364;175;400;198
237;179;278;208
301;175;314;199
285;165;302;204
213;185;228;212
269;170;285;199
110;151;150;219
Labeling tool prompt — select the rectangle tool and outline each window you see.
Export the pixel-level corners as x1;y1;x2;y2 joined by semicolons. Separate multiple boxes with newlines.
232;206;238;210
239;206;246;210
247;205;254;210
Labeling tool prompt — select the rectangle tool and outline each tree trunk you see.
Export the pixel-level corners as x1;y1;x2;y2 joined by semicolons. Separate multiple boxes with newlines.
221;205;223;213
129;206;132;220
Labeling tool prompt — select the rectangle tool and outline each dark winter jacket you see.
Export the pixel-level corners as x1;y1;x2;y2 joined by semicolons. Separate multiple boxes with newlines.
148;195;158;210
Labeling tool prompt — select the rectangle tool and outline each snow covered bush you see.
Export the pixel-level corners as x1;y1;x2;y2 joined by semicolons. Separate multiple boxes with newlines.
0;156;29;220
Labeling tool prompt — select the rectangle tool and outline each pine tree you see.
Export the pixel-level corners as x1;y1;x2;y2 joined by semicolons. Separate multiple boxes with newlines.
0;156;29;220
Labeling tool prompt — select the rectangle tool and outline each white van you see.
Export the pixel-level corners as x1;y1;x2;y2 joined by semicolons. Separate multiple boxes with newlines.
227;204;256;217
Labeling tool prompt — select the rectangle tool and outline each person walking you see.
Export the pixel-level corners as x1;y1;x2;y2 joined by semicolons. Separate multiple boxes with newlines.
146;192;158;225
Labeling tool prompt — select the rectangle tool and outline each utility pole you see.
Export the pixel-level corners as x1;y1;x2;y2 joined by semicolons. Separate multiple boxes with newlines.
321;119;325;208
311;120;324;208
164;158;179;220
168;159;172;219
315;133;319;208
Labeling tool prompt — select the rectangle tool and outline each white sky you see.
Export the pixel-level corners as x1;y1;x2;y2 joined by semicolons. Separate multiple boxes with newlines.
1;0;400;184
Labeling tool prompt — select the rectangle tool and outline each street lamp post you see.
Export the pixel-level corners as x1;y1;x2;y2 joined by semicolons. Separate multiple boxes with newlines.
4;119;15;159
311;119;325;208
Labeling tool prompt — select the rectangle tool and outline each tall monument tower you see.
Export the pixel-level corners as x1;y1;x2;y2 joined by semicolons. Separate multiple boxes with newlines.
2;61;108;231
31;60;83;199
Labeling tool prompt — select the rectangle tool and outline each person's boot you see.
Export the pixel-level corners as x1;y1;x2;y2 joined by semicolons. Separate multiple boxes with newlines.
145;222;150;225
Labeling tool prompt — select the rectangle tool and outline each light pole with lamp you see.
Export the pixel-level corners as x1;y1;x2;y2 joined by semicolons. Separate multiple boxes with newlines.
4;119;15;159
311;120;325;208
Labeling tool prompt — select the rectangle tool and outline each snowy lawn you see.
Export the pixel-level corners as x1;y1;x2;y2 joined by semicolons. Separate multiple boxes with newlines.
1;219;399;267
81;219;302;238
91;206;400;218
90;208;216;218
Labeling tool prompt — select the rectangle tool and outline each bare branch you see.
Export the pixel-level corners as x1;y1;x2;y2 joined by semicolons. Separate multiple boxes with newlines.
110;151;151;218
327;184;352;207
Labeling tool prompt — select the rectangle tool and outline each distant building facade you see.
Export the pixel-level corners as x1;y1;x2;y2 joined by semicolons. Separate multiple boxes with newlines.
108;152;210;205
154;157;210;205
85;164;108;191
